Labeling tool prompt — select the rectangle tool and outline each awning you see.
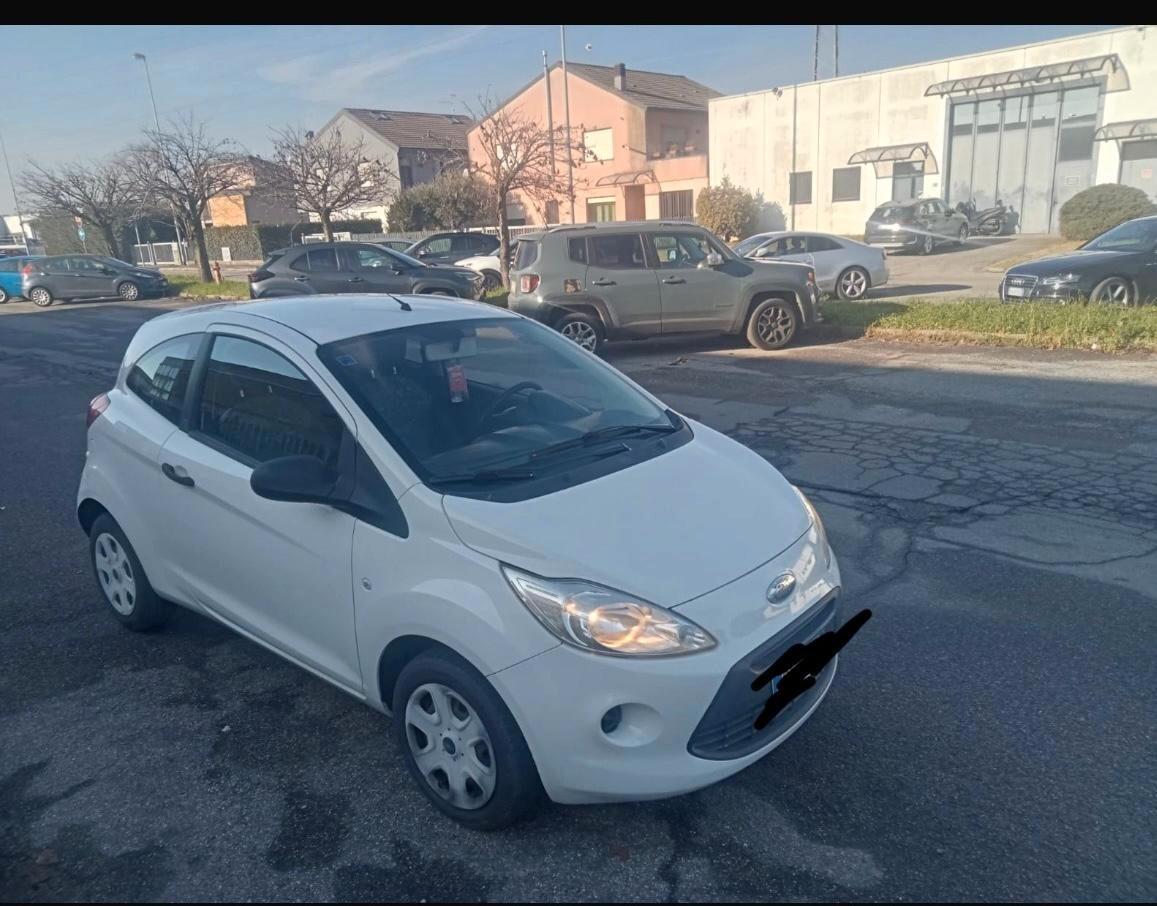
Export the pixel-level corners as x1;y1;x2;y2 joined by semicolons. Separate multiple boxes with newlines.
924;54;1121;97
1094;118;1157;142
848;142;939;177
594;169;656;187
848;142;934;165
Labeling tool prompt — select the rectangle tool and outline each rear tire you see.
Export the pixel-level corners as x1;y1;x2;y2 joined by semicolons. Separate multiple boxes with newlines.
957;224;969;245
29;286;53;307
746;297;799;350
835;267;869;300
0;287;8;304
393;649;545;831
89;514;172;631
556;311;605;354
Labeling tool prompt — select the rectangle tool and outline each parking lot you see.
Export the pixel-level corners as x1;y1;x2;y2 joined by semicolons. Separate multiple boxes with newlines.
2;297;1155;901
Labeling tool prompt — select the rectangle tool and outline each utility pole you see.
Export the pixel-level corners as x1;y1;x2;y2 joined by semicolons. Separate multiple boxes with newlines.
834;25;840;77
134;52;187;265
791;84;798;230
0;129;28;252
543;50;556;176
813;25;820;81
560;25;575;223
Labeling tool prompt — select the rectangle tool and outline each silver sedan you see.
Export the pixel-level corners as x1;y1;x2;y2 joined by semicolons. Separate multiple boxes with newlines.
734;231;889;300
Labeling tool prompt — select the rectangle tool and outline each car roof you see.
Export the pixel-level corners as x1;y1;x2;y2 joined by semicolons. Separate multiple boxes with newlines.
541;221;706;235
153;294;518;346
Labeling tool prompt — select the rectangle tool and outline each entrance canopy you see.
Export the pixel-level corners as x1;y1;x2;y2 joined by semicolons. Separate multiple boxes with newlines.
594;169;656;187
925;54;1122;97
1094;118;1157;142
848;142;938;177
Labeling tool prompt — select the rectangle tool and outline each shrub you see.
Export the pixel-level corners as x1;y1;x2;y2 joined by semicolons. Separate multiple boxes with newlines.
387;187;437;232
696;178;760;242
1059;183;1157;241
387;173;488;232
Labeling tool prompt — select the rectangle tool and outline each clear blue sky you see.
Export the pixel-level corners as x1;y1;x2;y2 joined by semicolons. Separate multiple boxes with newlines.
0;24;1117;212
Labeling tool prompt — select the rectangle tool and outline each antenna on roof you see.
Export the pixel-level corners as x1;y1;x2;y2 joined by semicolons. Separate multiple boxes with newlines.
388;294;413;312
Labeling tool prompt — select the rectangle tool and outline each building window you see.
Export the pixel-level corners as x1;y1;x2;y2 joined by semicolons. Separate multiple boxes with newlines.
583;128;614;163
789;171;812;205
892;161;924;202
831;167;861;202
659;189;694;219
400;164;413;189
660;125;689;156
586;200;616;222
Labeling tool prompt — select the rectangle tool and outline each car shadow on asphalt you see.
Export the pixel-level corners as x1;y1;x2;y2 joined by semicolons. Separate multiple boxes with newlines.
865;284;972;299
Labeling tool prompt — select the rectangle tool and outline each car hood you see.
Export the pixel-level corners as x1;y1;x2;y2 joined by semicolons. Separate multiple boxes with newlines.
128;268;165;280
455;255;500;269
1005;249;1133;276
425;264;478;278
440;422;811;608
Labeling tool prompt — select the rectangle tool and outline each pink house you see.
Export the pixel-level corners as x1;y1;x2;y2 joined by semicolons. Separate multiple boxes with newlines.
468;62;720;225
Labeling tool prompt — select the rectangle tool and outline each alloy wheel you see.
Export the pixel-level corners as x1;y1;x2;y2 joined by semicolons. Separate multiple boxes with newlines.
93;532;136;615
1094;279;1131;305
756;303;796;345
404;682;497;811
118;282;140;301
922;234;934;254
839;269;867;299
30;288;52;307
561;321;598;351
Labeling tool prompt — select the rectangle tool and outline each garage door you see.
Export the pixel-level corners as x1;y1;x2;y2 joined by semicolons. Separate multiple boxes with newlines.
1120;139;1157;202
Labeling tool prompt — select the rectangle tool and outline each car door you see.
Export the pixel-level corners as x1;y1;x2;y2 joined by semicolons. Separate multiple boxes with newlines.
586;233;662;334
804;236;845;288
647;231;736;333
40;256;85;299
347;244;412;294
154;328;363;690
72;256;119;298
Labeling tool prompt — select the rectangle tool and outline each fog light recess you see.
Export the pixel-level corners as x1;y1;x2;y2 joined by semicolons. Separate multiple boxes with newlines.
600;705;623;735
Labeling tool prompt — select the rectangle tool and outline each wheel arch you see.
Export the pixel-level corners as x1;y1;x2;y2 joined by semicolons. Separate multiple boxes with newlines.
740;289;803;333
378;634;493;716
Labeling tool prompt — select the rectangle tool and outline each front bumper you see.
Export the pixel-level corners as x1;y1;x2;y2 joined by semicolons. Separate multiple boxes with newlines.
999;274;1083;302
489;528;844;804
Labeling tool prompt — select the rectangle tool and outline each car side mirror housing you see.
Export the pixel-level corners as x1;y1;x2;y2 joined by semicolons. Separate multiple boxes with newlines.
250;455;342;505
701;252;724;269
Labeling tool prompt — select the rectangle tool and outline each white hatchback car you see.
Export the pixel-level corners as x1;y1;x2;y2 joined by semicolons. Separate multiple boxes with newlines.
77;294;866;830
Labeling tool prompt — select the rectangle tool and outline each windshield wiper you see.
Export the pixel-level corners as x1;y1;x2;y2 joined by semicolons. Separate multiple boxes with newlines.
427;468;537;487
528;422;678;462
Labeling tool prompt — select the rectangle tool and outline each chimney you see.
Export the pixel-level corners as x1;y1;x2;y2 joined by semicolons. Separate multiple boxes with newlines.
614;63;627;91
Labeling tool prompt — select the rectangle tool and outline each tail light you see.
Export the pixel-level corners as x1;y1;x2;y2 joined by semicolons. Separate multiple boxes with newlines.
519;274;540;294
21;262;36;275
87;392;110;428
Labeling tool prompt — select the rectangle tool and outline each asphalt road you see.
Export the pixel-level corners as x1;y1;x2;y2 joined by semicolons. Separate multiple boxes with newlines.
2;297;1155;902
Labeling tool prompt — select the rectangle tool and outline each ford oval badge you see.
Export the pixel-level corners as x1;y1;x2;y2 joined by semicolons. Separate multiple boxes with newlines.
766;572;797;604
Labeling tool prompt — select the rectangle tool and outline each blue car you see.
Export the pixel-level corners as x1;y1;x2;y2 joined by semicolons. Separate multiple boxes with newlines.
0;255;41;303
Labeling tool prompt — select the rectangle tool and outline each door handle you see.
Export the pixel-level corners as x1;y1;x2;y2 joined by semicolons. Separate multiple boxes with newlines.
161;462;194;487
662;277;686;284
294;275;309;282
347;276;364;283
591;278;616;286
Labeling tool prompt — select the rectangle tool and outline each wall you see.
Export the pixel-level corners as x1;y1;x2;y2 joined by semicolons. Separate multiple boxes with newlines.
710;25;1156;235
313;110;402;225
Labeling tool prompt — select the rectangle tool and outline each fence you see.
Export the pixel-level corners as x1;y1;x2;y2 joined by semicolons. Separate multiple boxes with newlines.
131;242;189;266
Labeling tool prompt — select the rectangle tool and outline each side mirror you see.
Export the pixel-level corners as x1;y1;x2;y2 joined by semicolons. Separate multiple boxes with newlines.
250;455;342;505
700;252;724;269
417;249;431;258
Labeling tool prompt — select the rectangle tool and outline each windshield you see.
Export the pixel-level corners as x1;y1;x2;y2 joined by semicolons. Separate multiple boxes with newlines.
871;204;910;221
733;235;771;256
1082;218;1157;252
318;317;672;487
379;245;426;268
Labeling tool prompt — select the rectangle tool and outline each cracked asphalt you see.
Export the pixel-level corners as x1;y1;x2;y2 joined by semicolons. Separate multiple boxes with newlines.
2;297;1156;902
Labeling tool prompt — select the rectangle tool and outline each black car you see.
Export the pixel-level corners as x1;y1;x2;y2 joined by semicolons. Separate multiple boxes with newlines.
1000;215;1157;305
864;197;970;255
404;232;499;266
247;242;485;300
20;254;170;308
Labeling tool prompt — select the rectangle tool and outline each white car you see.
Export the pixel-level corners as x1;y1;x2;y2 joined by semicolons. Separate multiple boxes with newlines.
453;252;504;292
735;231;888;300
77;294;864;830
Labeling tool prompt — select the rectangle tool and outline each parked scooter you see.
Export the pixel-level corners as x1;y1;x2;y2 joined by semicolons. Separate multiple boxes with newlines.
955;199;1016;236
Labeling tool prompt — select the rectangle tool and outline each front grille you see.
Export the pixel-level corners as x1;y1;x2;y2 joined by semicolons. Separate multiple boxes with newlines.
688;592;840;760
1001;273;1038;301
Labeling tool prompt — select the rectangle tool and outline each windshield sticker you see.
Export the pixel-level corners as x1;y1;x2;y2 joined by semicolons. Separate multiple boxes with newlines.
447;362;469;403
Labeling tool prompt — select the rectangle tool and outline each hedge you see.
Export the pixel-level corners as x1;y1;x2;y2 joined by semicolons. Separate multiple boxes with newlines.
1058;183;1157;241
202;218;384;261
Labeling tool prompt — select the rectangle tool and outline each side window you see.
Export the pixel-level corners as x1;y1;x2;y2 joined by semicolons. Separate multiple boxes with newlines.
567;238;588;264
289;252;311;273
475;234;498;252
126;333;201;424
307;248;339;272
806;236;843;253
0;259;17;273
422;237;452;255
650;233;707;267
352;246;396;269
450;235;472;252
195;336;345;468
590;234;646;269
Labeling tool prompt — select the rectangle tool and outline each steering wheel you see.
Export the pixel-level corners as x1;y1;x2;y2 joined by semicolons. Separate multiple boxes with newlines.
479;381;543;429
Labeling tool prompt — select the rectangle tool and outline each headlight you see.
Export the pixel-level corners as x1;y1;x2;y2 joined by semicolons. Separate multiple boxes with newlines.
794;487;832;569
502;567;716;657
1039;273;1080;286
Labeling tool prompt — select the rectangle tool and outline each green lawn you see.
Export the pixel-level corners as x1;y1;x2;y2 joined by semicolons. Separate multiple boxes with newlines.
823;299;1157;353
168;275;248;299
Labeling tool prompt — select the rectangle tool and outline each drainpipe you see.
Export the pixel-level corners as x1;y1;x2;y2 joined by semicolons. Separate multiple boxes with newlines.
791;83;798;230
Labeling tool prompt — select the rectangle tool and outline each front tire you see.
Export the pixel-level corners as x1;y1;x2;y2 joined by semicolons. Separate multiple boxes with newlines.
117;280;140;301
1089;276;1133;306
481;270;503;292
836;266;869;300
89;514;172;631
556;311;605;354
29;286;53;308
957;224;969;245
746;297;799;350
393;650;545;831
920;233;935;255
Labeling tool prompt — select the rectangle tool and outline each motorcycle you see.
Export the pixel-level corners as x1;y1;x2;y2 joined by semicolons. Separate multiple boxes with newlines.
955;199;1017;236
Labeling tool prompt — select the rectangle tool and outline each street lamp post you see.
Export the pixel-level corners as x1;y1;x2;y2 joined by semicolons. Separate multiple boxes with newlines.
133;52;186;265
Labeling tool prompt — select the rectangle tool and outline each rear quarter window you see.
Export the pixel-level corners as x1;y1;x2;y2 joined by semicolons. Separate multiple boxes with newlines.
567;238;587;264
125;333;201;424
514;240;540;269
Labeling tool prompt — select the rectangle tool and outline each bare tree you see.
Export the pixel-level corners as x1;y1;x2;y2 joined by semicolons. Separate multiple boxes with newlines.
467;96;583;284
127;115;244;282
20;156;141;260
268;125;396;242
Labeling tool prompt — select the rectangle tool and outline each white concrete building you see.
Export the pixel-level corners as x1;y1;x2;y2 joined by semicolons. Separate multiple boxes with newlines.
710;26;1157;235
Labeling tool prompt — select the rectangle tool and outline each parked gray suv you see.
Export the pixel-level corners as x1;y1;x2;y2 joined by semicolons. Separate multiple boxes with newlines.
507;222;820;353
248;242;485;300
